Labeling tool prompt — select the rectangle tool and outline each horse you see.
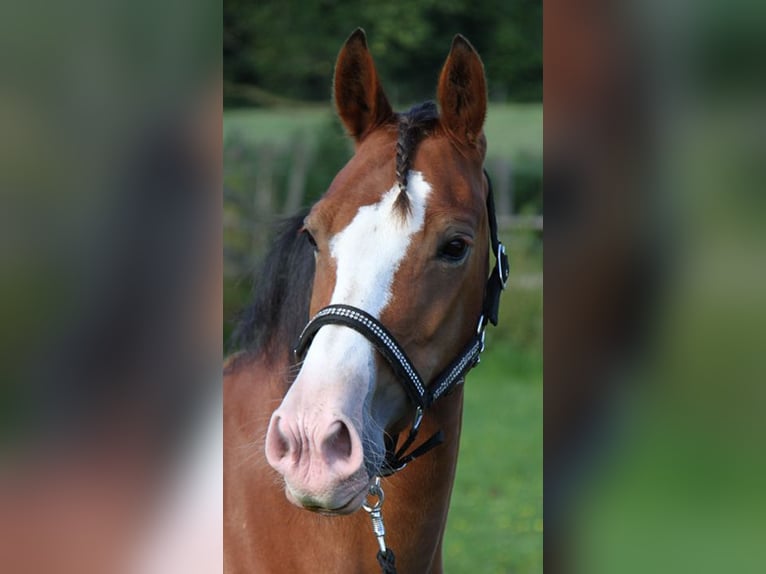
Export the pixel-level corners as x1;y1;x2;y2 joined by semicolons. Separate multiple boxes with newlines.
224;29;508;573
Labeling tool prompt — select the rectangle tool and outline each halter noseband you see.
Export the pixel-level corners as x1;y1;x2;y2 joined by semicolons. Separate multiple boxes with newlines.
293;170;509;475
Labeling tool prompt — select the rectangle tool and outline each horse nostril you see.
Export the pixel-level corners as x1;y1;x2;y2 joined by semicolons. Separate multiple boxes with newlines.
265;415;291;464
321;420;353;466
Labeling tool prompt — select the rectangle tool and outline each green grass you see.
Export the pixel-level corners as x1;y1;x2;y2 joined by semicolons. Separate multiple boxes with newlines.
483;103;543;161
224;102;542;162
442;323;542;573
224;105;333;147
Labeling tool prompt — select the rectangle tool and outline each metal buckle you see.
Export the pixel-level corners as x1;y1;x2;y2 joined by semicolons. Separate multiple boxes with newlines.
387;459;409;474
476;314;488;334
411;406;424;433
497;243;509;290
473;316;487;366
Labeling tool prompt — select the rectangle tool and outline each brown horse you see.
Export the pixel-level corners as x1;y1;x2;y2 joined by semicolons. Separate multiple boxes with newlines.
225;30;506;573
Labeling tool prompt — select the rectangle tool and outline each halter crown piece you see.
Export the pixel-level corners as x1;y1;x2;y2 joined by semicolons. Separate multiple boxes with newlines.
293;169;509;475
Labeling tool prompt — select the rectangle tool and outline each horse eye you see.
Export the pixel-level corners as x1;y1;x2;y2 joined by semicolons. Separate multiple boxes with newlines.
303;230;318;251
439;238;469;262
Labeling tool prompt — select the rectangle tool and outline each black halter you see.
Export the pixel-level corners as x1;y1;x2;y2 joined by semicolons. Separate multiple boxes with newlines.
294;170;509;475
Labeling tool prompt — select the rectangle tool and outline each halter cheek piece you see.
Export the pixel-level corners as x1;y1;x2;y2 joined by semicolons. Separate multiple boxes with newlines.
294;170;509;476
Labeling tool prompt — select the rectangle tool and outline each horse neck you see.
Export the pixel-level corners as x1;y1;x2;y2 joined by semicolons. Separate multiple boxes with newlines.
379;387;465;571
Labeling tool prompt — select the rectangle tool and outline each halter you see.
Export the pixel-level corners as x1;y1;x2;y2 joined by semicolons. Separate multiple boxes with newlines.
293;169;509;474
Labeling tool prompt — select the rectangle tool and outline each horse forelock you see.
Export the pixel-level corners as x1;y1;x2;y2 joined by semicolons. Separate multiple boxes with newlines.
393;101;439;218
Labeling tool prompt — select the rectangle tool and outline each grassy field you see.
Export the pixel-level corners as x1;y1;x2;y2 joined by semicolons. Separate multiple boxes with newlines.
224;102;542;162
443;293;542;573
224;105;331;146
224;103;542;572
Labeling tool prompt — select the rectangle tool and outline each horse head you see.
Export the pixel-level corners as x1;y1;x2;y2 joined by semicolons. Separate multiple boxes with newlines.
264;29;490;514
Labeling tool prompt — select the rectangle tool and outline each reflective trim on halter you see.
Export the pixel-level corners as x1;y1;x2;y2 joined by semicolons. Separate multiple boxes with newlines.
293;169;508;474
294;304;428;409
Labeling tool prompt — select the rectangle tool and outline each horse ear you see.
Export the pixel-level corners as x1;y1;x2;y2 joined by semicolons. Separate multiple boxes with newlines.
437;35;487;147
333;28;394;141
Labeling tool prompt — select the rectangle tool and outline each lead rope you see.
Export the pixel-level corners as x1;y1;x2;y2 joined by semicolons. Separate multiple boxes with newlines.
363;477;397;574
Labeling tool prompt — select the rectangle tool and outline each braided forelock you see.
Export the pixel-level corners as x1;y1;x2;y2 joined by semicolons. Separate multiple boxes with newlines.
393;101;439;216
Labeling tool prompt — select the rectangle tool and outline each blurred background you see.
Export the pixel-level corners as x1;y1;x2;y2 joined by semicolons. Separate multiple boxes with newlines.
545;0;766;572
0;0;222;572
223;1;542;572
4;0;763;572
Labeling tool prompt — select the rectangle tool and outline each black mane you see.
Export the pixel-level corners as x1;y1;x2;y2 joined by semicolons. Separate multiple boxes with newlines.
229;211;315;359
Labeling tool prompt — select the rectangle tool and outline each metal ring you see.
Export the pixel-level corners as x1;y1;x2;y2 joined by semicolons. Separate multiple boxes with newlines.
497;243;508;290
362;477;384;512
476;314;488;334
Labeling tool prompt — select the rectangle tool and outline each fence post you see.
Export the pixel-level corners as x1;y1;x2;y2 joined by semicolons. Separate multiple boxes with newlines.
254;144;276;252
490;157;513;217
284;136;311;215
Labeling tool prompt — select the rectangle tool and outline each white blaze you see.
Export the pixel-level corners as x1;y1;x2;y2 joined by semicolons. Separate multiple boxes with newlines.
268;171;433;505
329;170;431;314
289;171;432;415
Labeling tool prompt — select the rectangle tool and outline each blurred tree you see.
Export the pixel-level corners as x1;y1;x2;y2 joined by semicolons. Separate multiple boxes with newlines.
224;0;541;106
